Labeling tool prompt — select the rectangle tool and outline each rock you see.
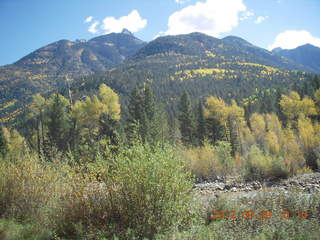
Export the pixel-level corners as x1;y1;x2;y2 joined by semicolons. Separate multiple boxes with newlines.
231;187;237;192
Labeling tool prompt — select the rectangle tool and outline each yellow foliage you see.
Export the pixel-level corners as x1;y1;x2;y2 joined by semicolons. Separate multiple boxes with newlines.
174;68;233;81
280;91;317;120
204;96;228;122
72;84;121;128
281;126;305;174
265;113;282;137
205;97;244;123
264;131;280;154
297;115;315;149
236;62;279;72
0;99;17;111
250;113;266;139
183;143;216;178
205;50;216;57
315;89;320;110
99;83;121;120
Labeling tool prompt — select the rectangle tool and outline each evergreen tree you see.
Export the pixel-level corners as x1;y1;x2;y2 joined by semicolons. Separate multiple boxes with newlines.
0;126;8;159
99;113;121;150
126;87;144;144
227;115;241;156
196;101;206;145
206;117;224;144
46;94;71;152
126;86;160;144
178;91;195;145
143;86;160;144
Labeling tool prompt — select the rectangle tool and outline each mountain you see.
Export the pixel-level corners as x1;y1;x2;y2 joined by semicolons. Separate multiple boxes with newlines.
0;30;146;122
0;31;316;123
72;33;312;114
15;29;146;75
273;44;320;74
133;33;306;71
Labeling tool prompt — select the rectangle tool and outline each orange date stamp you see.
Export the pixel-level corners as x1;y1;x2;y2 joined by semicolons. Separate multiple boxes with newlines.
210;209;310;221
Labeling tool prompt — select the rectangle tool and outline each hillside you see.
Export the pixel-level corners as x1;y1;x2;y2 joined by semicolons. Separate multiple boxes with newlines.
273;44;320;74
0;30;146;122
0;31;315;123
72;32;312;112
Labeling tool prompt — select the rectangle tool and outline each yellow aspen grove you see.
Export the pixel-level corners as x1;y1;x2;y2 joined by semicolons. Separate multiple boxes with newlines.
298;115;315;150
264;131;280;154
204;96;228;123
280;91;317;120
250;113;266;144
282;126;305;174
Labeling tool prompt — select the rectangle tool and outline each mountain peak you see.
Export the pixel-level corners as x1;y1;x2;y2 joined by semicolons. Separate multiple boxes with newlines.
298;43;318;49
121;28;133;36
272;47;283;53
222;35;253;46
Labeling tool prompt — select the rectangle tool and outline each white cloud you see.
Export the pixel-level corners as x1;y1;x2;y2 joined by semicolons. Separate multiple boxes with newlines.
269;30;320;50
101;10;147;34
240;10;254;21
254;15;268;24
88;21;100;34
175;0;191;4
84;16;93;23
162;0;247;37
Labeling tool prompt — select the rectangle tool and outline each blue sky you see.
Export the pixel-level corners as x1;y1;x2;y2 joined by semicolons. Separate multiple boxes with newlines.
0;0;319;66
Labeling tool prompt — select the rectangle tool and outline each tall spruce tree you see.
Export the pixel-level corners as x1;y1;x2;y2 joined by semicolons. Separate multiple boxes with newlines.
143;86;160;144
126;87;144;144
99;113;121;150
196;101;206;145
126;86;160;144
46;94;70;152
178;91;195;145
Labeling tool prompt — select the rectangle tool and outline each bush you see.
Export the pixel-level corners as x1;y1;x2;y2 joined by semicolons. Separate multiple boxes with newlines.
105;143;196;239
245;145;288;180
0;155;62;221
182;142;216;181
214;141;234;181
51;144;196;239
0;219;52;240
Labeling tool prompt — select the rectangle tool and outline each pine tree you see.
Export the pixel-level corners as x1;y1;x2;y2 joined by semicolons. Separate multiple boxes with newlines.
206;117;224;144
143;86;160;144
126;86;160;144
196;101;206;145
99;113;121;150
126;87;144;144
46;94;70;152
178;91;195;145
227;115;241;156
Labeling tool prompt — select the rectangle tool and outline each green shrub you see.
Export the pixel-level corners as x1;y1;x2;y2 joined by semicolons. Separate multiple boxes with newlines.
0;155;62;220
105;143;196;239
0;219;52;240
214;141;234;180
51;143;197;239
245;145;288;180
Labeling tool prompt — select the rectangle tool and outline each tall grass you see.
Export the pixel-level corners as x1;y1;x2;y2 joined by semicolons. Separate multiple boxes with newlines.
0;144;197;239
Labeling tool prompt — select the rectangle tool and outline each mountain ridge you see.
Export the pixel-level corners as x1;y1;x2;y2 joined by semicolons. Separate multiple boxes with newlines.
273;44;320;74
0;31;318;123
